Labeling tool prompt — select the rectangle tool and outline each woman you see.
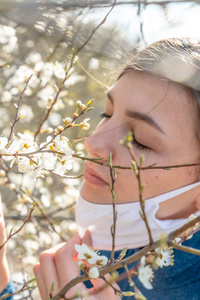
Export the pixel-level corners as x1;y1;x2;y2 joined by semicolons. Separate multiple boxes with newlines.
33;37;200;299
2;37;200;299
34;38;200;299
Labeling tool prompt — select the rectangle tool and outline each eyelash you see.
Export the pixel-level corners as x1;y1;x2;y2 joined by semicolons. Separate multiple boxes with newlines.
132;139;150;151
100;112;151;151
100;112;111;119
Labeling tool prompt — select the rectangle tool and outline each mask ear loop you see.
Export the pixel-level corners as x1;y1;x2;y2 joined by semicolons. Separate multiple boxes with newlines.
153;181;200;205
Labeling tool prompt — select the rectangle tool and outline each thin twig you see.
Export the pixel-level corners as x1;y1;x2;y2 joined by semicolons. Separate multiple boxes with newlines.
0;278;36;300
74;155;200;171
8;74;33;142
108;153;117;261
124;264;135;289
0;204;35;250
78;61;109;89
101;276;122;297
168;241;200;255
46;169;83;180
76;0;117;53
127;146;153;244
51;213;200;300
168;216;200;240
34;73;72;139
34;0;116;140
1;150;200;172
9;0;200;9
29;195;68;242
51;244;154;300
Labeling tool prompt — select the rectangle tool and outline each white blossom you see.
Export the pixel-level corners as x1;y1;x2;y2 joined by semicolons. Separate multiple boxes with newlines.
0;137;8;154
40;62;54;85
188;214;200;230
17;157;35;173
64;73;85;88
53;99;65;111
75;244;97;263
80;118;90;130
14;65;34;83
54;135;74;157
54;158;73;175
96;255;108;266
155;247;174;268
63;117;73;125
6;137;23;154
0;25;18;53
173;237;182;244
17;132;36;149
54;61;66;79
40;152;57;170
49;112;62;126
41;194;51;207
3;137;24;166
138;256;154;290
40;135;54;150
37;85;55;105
19;105;34;122
88;267;99;279
5;132;37;158
34;61;44;72
75;244;108;266
2;91;12;102
88;58;99;70
26;52;41;64
38;136;57;171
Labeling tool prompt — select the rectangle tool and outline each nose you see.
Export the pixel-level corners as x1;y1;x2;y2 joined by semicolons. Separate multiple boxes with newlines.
84;120;121;162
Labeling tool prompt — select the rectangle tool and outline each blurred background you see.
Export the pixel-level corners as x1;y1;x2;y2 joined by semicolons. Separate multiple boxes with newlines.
0;0;200;298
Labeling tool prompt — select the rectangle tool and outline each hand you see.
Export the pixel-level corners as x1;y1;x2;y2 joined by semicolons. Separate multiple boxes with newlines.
33;231;121;299
0;194;10;293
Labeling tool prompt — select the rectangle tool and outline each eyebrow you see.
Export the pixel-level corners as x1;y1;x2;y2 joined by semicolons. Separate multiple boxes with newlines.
107;92;164;134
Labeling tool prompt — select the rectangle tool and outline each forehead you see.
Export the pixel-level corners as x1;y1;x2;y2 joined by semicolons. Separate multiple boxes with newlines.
108;71;196;137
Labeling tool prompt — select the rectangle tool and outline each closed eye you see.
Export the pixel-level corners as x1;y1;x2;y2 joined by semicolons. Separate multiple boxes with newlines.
100;112;151;151
132;137;151;151
100;112;112;119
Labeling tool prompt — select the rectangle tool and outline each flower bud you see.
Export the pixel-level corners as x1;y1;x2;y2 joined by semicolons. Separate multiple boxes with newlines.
88;267;99;279
77;261;84;269
0;170;6;177
63;117;73;125
80;118;90;130
76;100;85;110
55;126;64;134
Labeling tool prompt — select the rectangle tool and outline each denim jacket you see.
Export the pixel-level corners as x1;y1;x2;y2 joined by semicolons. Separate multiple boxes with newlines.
0;279;14;300
84;231;200;299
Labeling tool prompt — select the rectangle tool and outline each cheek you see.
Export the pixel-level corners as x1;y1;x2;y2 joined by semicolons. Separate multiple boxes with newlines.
116;169;139;193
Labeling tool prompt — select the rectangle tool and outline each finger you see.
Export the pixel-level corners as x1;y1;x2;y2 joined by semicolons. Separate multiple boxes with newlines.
0;194;6;254
82;230;92;247
33;263;47;300
37;244;66;297
0;194;5;227
54;234;87;297
91;274;121;300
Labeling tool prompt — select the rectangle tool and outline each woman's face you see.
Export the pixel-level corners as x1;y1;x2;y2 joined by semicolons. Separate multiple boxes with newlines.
81;71;199;215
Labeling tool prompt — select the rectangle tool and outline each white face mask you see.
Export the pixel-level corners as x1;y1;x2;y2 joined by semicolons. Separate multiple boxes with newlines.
76;182;200;250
